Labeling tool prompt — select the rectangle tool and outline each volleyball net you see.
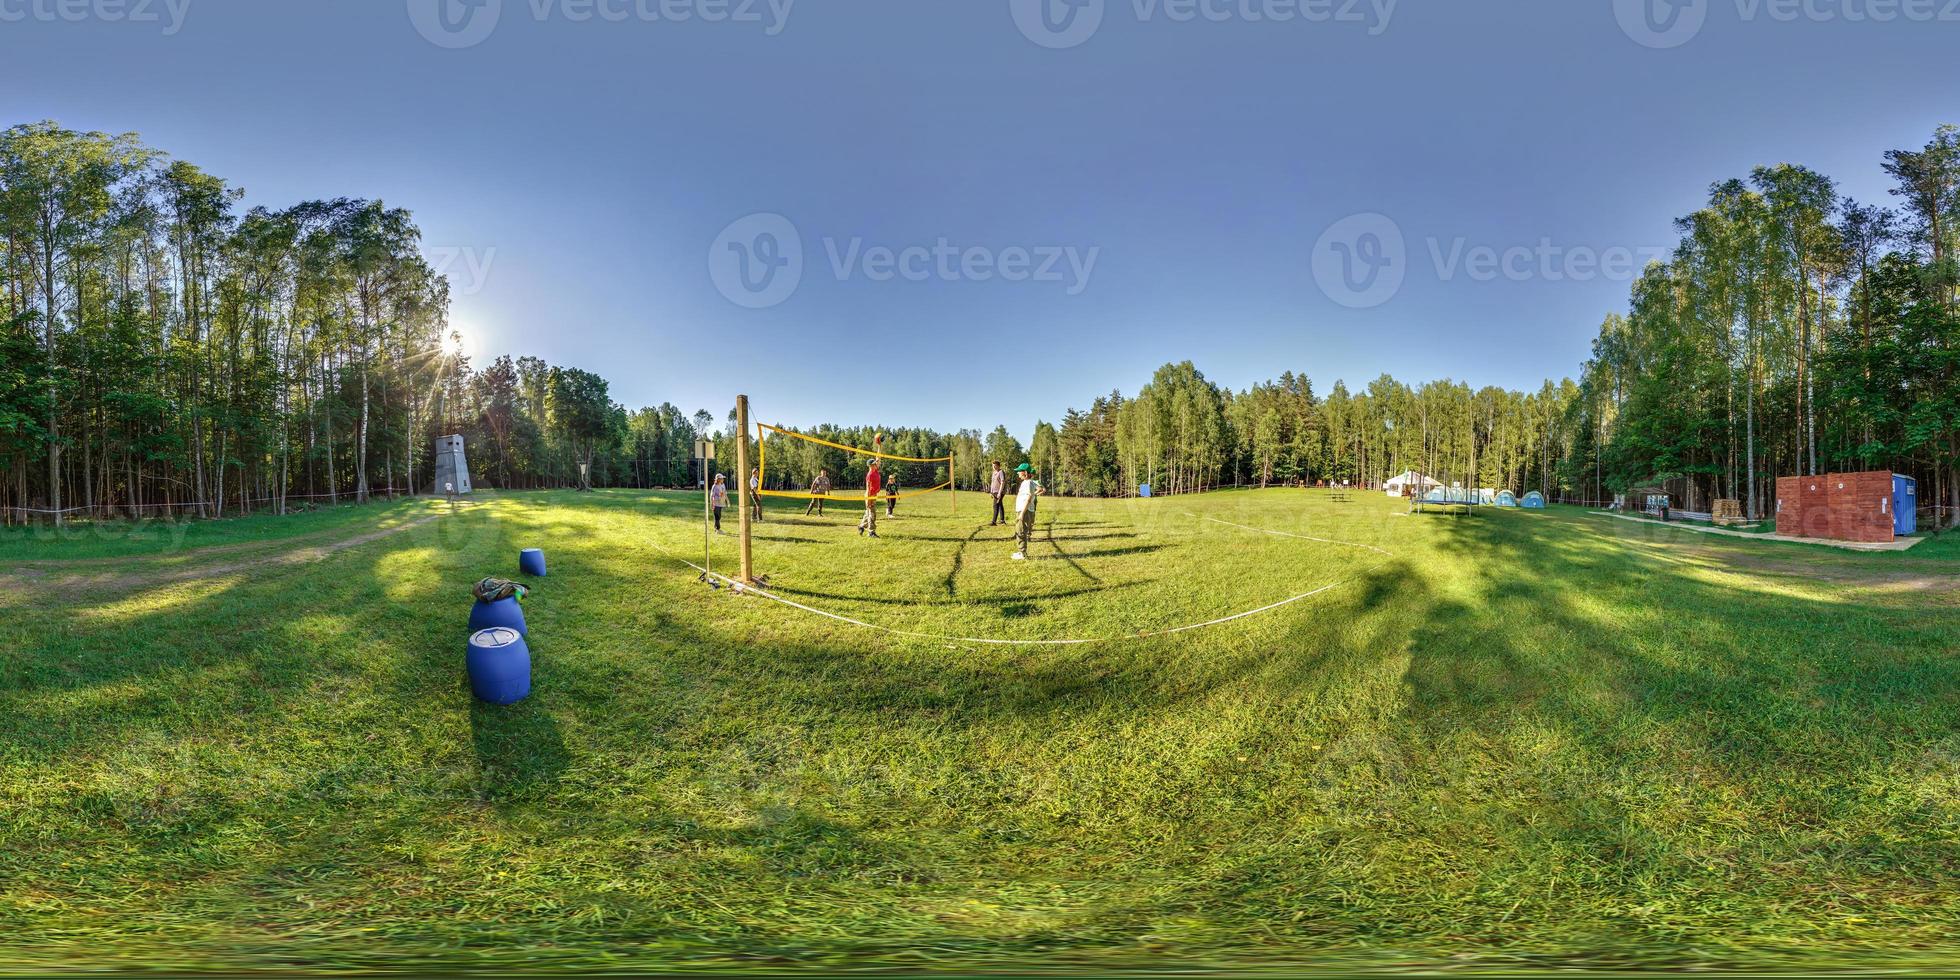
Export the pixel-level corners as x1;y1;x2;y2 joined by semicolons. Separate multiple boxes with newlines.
755;423;956;502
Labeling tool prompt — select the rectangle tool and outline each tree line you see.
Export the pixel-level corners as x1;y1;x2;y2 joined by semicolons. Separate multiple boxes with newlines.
8;119;1954;525
1570;124;1959;522
743;364;1583;504
0;119;1590;526
0;121;684;524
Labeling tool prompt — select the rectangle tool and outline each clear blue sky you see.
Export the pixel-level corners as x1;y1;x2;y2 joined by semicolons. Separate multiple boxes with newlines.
3;0;1952;437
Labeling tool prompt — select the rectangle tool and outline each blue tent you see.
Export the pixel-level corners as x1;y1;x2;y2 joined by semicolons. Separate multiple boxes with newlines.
1521;491;1546;509
1495;491;1518;508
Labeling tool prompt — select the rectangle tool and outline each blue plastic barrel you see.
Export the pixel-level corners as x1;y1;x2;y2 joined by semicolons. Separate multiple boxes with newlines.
467;627;532;705
519;548;548;577
468;595;527;636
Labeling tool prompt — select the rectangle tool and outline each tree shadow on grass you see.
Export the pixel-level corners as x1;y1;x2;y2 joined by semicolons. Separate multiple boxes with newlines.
1042;520;1103;584
1409;509;1960;771
942;523;986;598
468;696;570;803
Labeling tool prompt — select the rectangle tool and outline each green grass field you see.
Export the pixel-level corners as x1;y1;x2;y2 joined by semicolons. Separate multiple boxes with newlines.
5;489;1960;974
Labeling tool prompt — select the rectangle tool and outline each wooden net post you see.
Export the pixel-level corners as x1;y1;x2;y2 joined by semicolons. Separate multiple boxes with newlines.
736;394;754;585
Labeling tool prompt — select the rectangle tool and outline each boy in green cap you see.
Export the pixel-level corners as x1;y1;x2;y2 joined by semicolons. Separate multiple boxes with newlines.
1010;463;1042;560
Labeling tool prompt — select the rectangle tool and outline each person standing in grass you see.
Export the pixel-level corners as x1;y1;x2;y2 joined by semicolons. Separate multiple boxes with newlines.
886;474;900;516
709;474;728;533
1011;463;1041;560
988;460;1007;526
858;460;882;538
804;468;831;516
749;467;764;523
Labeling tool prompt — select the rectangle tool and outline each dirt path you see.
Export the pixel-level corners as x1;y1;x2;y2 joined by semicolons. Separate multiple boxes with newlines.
3;512;448;602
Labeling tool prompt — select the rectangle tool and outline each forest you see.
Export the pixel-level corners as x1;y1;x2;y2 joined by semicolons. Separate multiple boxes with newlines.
1570;124;1960;522
3;121;1955;526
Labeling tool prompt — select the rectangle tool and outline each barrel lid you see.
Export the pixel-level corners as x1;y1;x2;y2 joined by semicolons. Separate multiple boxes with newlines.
471;627;523;648
521;548;543;555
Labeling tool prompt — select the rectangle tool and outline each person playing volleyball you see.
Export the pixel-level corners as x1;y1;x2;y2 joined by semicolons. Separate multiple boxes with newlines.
709;474;728;533
858;460;882;538
804;468;831;516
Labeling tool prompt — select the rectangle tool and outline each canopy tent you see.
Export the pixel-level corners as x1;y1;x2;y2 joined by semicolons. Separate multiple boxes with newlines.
1384;471;1443;497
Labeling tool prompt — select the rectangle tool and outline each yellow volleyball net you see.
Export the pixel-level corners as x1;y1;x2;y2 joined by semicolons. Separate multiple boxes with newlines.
755;423;956;503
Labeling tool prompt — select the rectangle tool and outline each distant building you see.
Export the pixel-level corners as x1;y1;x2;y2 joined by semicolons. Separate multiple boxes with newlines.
433;434;472;495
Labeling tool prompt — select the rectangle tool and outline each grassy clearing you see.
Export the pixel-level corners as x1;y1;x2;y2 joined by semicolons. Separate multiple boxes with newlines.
4;489;1960;974
0;495;446;563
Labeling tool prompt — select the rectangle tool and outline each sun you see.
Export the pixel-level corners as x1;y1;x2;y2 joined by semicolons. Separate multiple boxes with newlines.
445;325;471;359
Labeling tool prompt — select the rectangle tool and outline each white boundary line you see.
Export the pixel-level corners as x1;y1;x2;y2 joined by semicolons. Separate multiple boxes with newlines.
654;511;1398;646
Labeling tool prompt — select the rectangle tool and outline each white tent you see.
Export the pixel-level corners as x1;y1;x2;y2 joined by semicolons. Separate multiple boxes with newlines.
1383;471;1442;497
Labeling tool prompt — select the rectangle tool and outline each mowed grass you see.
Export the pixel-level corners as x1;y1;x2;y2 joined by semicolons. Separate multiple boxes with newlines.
0;495;447;563
4;488;1960;974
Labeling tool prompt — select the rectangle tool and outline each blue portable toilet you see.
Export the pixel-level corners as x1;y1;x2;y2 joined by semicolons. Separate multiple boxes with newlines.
1893;474;1917;535
1138;483;1152;498
1521;491;1546;509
